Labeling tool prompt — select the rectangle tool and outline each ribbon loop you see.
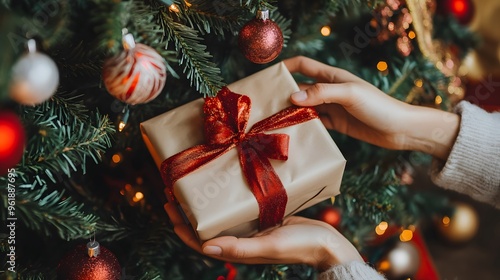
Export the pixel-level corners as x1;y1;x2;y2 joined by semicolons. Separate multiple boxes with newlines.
161;87;318;230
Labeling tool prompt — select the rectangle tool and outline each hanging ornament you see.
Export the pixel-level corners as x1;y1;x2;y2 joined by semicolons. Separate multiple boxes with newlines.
238;10;283;64
376;241;420;280
317;206;342;229
434;201;479;243
9;39;59;106
0;110;25;175
57;241;121;280
103;29;167;105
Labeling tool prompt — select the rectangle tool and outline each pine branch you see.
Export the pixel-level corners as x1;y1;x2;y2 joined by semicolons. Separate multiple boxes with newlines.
174;0;245;36
88;0;128;55
18;94;114;183
338;167;402;224
0;181;99;240
158;9;224;96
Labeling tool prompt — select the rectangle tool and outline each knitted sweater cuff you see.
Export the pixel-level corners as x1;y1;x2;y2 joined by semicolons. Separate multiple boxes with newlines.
318;261;385;280
431;101;500;208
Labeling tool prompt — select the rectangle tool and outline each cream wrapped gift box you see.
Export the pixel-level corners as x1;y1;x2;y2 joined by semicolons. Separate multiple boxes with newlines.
141;62;346;241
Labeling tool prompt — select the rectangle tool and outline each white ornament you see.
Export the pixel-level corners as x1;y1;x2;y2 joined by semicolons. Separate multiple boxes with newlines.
102;30;167;105
9;39;59;106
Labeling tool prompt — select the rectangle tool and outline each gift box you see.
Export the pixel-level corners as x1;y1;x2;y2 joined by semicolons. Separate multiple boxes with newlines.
141;62;346;241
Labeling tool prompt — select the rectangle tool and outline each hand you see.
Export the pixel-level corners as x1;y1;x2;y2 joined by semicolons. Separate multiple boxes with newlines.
165;203;362;271
283;56;460;160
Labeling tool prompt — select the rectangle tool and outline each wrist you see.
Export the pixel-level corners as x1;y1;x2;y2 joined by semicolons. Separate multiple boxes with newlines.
315;236;363;272
404;106;460;160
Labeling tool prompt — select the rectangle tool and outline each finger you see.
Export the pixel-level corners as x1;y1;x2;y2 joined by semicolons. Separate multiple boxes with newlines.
290;83;356;107
283;56;361;83
202;235;274;259
164;203;185;225
297;82;312;91
174;224;203;253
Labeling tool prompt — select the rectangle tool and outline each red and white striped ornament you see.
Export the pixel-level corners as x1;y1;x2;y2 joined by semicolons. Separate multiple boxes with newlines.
103;31;166;105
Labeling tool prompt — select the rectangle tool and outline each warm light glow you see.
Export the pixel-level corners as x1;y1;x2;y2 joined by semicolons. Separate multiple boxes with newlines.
399;229;413;242
184;0;192;7
452;0;467;15
408;224;416;232
378;260;390;271
118;121;126;132
378;221;389;231
133;191;144;202
414;79;423;88
442;216;451;226
375;226;386;236
120;189;125;195
408;31;416;39
112;153;121;164
375;221;388;235
136;177;143;185
125;184;132;191
0;124;16;154
435;95;443;105
169;4;180;13
320;26;331;36
377;61;388;72
388;22;395;31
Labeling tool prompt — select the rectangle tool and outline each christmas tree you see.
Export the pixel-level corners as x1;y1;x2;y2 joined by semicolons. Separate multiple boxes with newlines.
0;0;477;279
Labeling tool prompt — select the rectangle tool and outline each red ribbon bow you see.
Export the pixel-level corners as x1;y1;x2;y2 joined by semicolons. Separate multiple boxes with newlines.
161;87;318;230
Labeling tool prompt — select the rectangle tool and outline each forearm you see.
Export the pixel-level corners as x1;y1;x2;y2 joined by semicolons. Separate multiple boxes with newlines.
404;106;460;160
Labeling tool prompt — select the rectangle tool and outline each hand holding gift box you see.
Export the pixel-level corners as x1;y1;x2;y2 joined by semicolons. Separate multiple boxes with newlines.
141;62;346;241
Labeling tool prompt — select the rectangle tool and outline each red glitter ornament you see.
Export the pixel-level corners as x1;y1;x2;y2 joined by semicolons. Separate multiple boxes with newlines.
103;30;166;105
317;206;342;229
0;110;25;176
57;241;121;280
238;10;284;64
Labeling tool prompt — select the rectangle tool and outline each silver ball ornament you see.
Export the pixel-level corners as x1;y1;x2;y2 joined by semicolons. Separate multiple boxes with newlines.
9;40;59;105
377;241;420;279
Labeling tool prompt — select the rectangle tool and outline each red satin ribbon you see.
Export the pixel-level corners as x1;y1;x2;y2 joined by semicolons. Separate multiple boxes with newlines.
161;87;318;230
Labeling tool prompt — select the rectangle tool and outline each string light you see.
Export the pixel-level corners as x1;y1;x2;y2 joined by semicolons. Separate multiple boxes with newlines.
169;4;180;13
375;221;388;235
442;216;451;226
414;79;423;88
408;31;416;39
435;95;443;105
320;26;331;36
133;192;144;202
118;121;126;132
377;61;388;72
399;229;413;242
117;105;130;132
111;153;122;164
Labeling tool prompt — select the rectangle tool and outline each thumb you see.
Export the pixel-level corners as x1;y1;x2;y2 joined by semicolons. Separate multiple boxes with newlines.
290;83;353;107
202;236;271;259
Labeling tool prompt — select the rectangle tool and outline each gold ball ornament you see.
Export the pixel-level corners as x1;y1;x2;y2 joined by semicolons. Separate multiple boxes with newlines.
376;241;420;280
9;39;59;105
435;201;479;243
238;10;283;64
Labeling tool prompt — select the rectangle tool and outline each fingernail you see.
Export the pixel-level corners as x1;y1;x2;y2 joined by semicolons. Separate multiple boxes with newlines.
291;90;307;102
203;245;222;256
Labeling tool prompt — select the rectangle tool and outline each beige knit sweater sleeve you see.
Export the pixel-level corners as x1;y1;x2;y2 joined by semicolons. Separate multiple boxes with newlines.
318;261;385;280
318;102;500;280
431;101;500;208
